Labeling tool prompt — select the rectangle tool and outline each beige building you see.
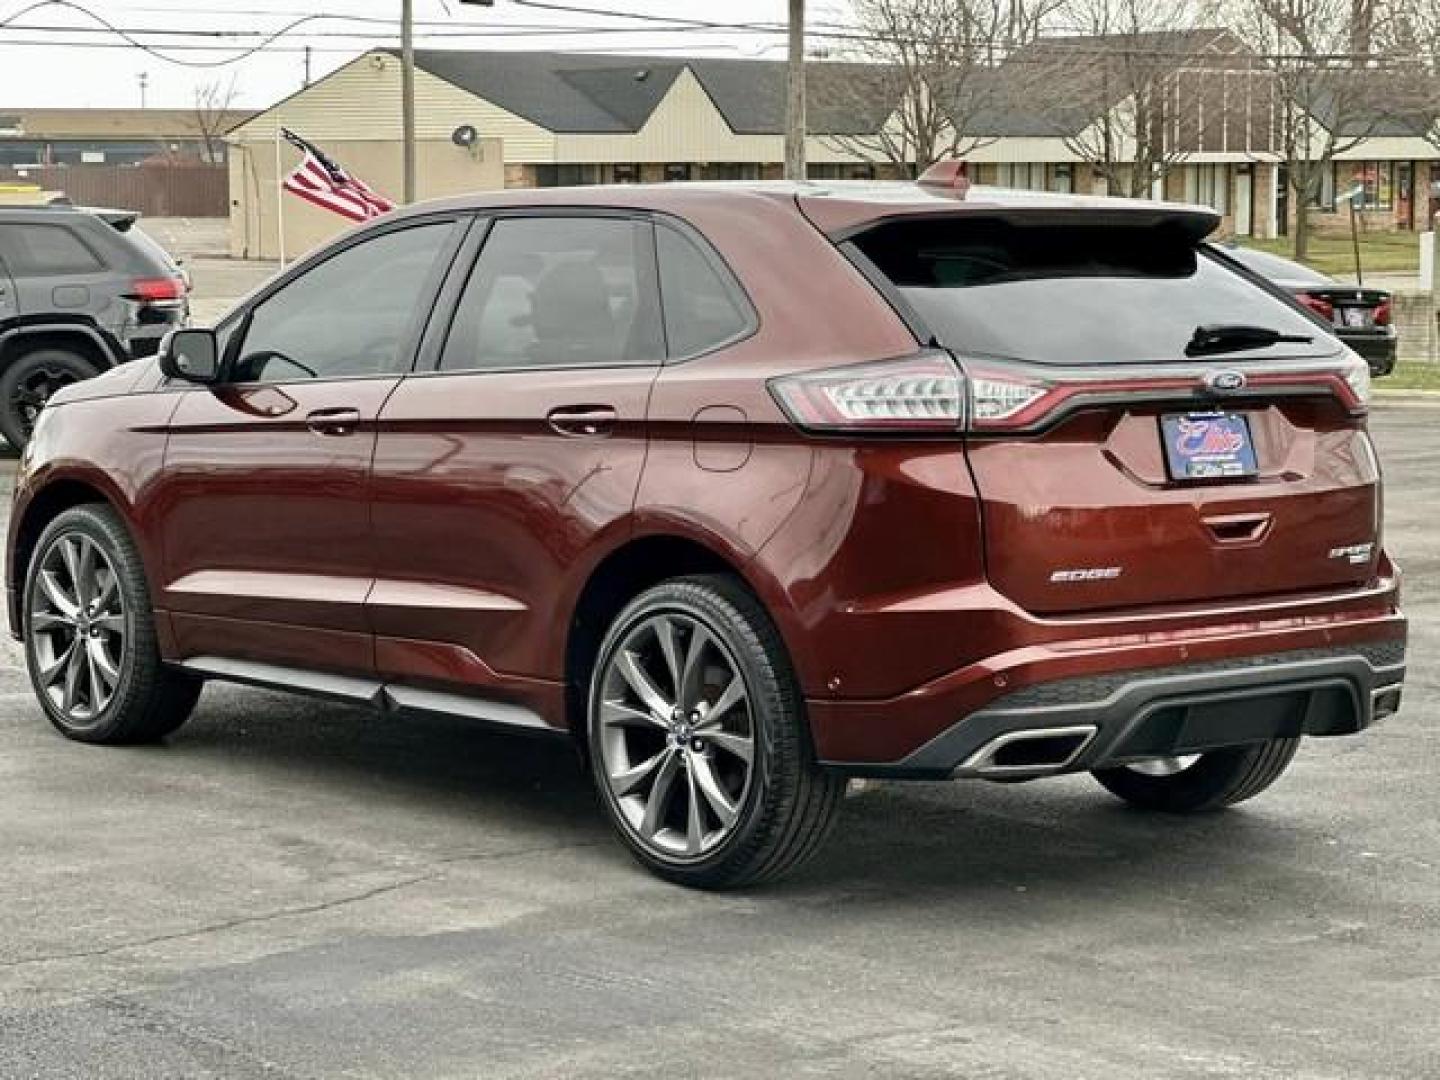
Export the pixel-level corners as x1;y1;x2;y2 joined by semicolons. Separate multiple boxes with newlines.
227;43;1439;258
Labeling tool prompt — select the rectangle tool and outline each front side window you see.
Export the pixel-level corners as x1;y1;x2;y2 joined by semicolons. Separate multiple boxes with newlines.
4;223;103;275
232;221;455;383
440;216;663;372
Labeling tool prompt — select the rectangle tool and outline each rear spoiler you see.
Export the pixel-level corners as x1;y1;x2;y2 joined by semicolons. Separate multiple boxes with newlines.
90;207;141;232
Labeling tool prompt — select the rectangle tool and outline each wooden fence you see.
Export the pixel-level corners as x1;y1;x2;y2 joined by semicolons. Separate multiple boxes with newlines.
0;163;227;218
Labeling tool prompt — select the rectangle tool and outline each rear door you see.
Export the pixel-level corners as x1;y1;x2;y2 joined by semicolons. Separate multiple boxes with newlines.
368;212;664;691
847;213;1379;615
0;244;15;321
2;220;112;324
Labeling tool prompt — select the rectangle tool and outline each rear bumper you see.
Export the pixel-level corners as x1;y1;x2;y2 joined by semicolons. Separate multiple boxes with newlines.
848;642;1404;779
809;572;1406;775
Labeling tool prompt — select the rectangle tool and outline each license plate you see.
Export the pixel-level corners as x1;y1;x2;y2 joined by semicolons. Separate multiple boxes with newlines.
1160;412;1259;481
1339;307;1369;328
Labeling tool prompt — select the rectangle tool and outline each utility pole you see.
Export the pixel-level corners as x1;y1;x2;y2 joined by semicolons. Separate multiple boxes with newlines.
401;0;416;204
785;0;806;181
303;45;313;88
138;71;149;109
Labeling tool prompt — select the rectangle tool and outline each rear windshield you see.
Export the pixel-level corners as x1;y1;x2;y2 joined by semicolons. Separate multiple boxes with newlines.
853;217;1334;366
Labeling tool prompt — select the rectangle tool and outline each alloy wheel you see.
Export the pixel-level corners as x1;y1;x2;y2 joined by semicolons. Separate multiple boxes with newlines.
13;365;82;434
596;612;756;861
29;532;128;726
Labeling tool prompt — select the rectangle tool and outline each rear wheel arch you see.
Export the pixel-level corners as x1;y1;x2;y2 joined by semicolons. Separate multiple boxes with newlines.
0;325;118;374
563;533;789;744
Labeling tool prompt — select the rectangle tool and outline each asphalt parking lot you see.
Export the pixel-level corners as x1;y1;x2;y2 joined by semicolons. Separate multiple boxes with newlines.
0;405;1435;1080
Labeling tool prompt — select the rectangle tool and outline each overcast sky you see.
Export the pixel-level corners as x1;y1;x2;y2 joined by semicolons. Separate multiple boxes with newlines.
1;0;855;109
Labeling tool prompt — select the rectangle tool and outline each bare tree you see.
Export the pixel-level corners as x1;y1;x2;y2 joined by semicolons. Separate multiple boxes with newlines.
817;0;1061;178
1232;0;1385;258
1380;0;1440;153
192;77;241;165
1018;0;1222;200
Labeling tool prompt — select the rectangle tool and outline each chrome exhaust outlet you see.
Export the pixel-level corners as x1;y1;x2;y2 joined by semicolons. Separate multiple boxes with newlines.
957;724;1098;778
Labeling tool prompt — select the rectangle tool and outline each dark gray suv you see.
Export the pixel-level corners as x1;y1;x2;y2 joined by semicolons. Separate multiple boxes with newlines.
0;205;188;448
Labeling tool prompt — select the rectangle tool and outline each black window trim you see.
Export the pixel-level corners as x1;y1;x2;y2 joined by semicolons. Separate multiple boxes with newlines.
218;213;472;387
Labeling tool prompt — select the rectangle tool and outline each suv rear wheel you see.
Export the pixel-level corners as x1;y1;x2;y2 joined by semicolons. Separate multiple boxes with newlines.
24;504;201;744
1091;738;1300;812
587;575;843;889
0;347;98;448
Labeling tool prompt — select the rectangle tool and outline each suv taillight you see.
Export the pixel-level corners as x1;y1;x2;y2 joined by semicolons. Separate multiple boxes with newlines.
1296;292;1334;320
127;277;185;302
768;351;964;432
1373;298;1392;326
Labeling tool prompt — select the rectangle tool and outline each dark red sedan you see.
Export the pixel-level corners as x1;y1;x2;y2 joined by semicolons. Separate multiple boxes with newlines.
7;179;1406;887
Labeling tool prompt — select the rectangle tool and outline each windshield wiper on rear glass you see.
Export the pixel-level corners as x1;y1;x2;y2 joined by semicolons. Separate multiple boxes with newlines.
1185;323;1314;357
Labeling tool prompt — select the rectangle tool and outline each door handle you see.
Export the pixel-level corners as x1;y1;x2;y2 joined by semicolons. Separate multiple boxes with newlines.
305;407;362;436
546;405;617;438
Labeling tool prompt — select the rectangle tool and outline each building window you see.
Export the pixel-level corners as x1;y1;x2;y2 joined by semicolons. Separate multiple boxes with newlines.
1184;163;1230;215
534;164;602;187
996;162;1047;191
1305;165;1336;210
611;164;640;184
1050;163;1074;194
1339;161;1394;210
663;163;692;182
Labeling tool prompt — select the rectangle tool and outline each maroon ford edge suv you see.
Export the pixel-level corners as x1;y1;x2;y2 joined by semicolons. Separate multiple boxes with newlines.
7;181;1406;888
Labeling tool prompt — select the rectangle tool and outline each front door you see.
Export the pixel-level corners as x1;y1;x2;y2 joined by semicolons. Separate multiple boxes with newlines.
368;213;665;697
0;251;16;322
153;217;464;674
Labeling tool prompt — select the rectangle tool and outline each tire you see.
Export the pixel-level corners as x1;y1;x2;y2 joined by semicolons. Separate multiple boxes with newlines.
1091;738;1300;813
23;504;201;744
586;574;843;889
0;347;98;449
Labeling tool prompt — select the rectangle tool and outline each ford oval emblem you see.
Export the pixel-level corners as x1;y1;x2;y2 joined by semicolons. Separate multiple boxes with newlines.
1204;369;1247;394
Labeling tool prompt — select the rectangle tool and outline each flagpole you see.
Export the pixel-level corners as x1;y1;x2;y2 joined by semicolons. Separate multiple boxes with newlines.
274;124;286;269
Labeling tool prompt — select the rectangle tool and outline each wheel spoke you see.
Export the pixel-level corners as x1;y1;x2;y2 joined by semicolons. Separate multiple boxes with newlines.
678;624;713;710
616;649;672;719
600;698;667;731
684;758;705;855
96;614;126;635
74;539;97;607
31;610;74;632
704;730;754;766
91;570;119;613
61;642;86;711
698;674;745;727
653;616;684;701
609;747;668;797
639;750;682;839
38;570;80;619
690;753;738;828
39;638;77;684
87;636;120;689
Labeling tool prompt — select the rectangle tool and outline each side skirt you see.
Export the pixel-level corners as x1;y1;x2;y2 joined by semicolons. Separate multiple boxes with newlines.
174;655;564;740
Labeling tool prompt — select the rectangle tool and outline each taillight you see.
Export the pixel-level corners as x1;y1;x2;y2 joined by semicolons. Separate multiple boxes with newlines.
768;351;963;432
127;276;185;302
1296;291;1334;320
1373;298;1392;326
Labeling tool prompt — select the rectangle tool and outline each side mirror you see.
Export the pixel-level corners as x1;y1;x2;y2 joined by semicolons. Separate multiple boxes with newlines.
160;328;221;384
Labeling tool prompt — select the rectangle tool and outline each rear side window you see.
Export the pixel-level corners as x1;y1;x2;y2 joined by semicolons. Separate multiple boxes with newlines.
441;216;664;372
655;224;752;358
3;223;104;276
853;217;1330;365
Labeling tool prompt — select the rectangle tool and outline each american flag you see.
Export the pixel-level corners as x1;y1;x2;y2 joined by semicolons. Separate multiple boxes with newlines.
280;129;395;222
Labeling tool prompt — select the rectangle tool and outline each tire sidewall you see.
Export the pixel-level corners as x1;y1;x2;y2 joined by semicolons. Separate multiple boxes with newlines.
24;507;143;740
586;584;785;880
